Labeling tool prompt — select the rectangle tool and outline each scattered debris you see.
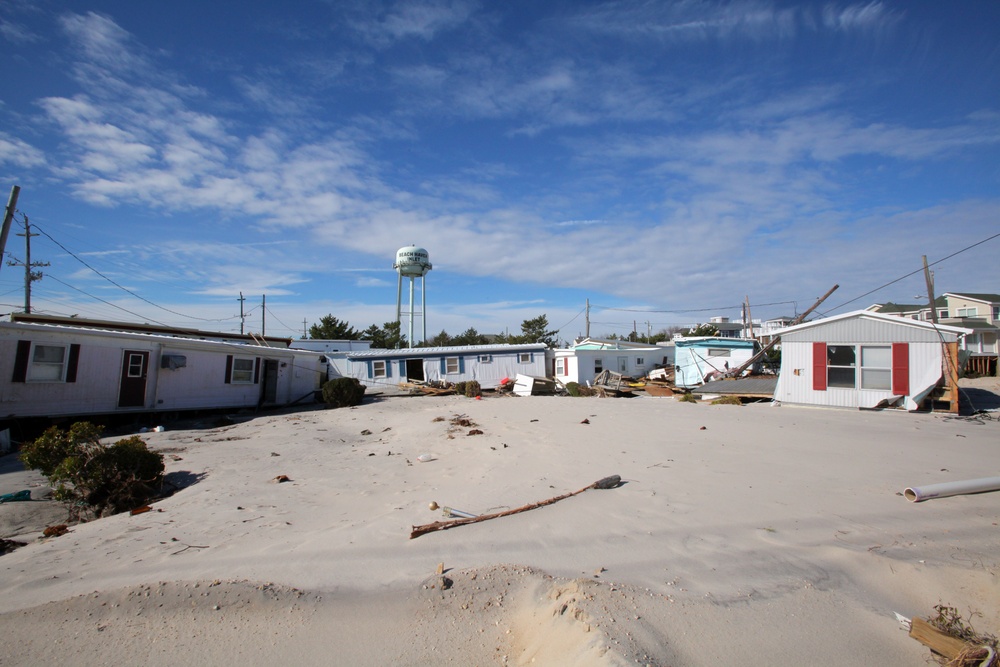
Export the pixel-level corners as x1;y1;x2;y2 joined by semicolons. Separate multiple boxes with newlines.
270;452;280;457
130;505;152;516
907;604;999;666
467;429;483;436
0;490;31;503
0;538;27;555
272;475;291;483
580;418;590;424
410;474;622;539
416;454;435;463
43;524;69;538
360;429;372;435
513;374;556;397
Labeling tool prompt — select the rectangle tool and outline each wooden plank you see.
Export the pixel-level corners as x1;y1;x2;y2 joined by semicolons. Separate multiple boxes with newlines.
945;341;960;414
909;617;967;659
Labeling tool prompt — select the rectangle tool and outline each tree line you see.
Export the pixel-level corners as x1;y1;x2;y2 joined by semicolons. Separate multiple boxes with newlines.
307;314;719;349
307;314;560;348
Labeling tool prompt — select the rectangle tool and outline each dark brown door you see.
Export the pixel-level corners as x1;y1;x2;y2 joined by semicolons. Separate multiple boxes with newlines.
118;350;149;408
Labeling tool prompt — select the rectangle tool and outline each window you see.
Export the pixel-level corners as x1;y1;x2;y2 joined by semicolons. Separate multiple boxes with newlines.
231;357;255;383
860;346;891;390
373;360;387;378
126;352;145;378
957;307;978;318
939;310;948;319
555;358;566;375
477;354;492;363
518;353;532;364
635;357;644;366
707;349;731;357
445;357;460;374
993;306;1000;321
594;358;603;373
28;344;68;382
826;345;856;388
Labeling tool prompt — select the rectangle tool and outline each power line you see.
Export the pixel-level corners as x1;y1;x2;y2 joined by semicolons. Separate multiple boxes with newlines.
591;300;799;314
823;231;1000;315
30;220;231;322
44;274;175;325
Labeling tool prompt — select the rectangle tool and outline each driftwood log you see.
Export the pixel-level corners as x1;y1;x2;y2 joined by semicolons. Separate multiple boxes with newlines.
409;475;621;539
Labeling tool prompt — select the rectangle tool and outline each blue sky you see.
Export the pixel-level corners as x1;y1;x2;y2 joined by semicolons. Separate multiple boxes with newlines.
1;1;997;342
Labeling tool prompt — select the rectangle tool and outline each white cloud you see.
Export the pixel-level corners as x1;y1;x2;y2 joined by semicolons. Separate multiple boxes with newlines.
0;133;45;168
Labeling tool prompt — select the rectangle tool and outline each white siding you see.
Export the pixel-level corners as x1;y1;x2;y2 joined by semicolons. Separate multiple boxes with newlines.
0;323;325;418
776;340;947;409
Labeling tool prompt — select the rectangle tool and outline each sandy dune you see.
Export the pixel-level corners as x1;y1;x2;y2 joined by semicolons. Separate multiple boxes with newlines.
1;387;998;665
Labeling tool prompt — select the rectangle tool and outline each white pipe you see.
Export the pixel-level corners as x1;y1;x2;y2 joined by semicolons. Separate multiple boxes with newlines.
904;476;1000;502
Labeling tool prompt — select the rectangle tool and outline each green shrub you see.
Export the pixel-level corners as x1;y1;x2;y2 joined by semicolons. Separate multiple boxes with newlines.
20;422;164;520
463;380;482;398
322;377;366;408
677;392;698;403
454;381;467;395
565;382;580;397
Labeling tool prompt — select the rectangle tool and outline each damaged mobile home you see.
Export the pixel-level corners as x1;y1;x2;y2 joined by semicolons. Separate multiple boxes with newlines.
326;343;548;390
0;318;327;422
773;310;970;411
673;337;760;389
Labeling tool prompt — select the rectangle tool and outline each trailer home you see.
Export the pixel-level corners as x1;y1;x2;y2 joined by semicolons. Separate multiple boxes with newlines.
773;310;970;411
326;344;547;390
0;321;327;421
673;337;759;388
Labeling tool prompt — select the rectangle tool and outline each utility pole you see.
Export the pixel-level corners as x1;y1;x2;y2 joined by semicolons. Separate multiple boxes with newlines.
8;216;48;314
585;299;590;339
238;292;246;334
261;294;266;336
302;318;308;339
0;185;20;271
922;255;938;324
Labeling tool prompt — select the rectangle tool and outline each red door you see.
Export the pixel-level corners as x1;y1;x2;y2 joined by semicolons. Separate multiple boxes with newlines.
118;350;149;408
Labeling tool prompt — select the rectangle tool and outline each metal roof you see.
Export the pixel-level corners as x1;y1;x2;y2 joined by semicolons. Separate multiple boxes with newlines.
693;377;778;397
775;309;972;337
343;343;547;359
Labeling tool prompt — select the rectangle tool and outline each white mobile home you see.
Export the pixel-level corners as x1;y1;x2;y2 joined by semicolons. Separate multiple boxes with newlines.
673;337;758;388
549;339;674;386
327;344;548;390
0;321;327;420
773;310;970;411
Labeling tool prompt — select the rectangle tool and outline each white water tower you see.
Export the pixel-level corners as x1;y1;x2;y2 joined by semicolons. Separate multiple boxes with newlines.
394;246;432;347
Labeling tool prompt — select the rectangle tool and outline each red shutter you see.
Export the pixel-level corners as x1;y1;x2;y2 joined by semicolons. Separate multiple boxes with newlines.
224;355;233;383
812;342;827;391
564;358;570;377
891;343;909;395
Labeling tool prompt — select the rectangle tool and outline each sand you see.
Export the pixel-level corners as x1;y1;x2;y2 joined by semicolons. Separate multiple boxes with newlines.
1;382;998;665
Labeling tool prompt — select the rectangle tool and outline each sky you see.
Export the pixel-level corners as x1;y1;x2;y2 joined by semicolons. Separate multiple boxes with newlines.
0;0;998;343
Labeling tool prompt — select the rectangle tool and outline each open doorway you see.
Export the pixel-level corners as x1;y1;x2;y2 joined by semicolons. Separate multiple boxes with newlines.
405;358;424;381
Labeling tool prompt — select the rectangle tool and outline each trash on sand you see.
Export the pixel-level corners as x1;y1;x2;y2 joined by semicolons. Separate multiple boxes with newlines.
417;454;435;463
0;490;31;503
410;474;623;539
272;475;291;483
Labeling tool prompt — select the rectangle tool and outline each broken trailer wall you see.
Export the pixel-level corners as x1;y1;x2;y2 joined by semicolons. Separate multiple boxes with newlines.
673;337;758;388
773;310;969;410
551;343;674;386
